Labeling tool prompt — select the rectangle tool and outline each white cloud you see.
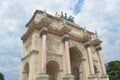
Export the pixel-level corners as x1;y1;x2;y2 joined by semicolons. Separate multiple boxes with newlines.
75;0;120;30
0;0;120;80
0;0;78;80
0;55;20;80
75;0;120;62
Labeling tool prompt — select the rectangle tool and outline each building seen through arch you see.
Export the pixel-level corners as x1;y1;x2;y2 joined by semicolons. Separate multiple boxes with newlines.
20;10;109;80
70;47;81;80
47;60;60;80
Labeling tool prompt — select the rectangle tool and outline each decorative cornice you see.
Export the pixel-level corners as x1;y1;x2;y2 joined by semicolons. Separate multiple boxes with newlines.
80;33;91;43
21;50;39;61
25;10;44;27
21;9;95;43
91;38;102;47
60;25;72;34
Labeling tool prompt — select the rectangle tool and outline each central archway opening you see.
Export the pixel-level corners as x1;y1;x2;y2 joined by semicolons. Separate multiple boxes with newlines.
47;61;60;80
70;47;82;80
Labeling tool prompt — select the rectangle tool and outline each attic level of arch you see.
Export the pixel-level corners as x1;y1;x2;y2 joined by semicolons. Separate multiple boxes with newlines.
21;10;102;46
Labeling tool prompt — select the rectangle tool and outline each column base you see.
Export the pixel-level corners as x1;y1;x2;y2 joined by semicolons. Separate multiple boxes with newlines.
100;74;109;78
36;73;49;80
62;73;74;80
88;74;97;80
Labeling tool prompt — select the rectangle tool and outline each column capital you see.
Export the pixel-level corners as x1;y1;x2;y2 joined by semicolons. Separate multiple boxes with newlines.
96;46;102;51
62;34;69;42
40;27;48;36
84;42;91;48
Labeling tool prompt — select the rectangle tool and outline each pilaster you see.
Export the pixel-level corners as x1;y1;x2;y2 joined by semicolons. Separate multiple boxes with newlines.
96;46;108;78
84;42;95;75
29;50;38;80
31;30;39;51
80;57;88;80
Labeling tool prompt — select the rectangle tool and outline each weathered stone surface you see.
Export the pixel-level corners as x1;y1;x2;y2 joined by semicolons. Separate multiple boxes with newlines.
47;33;61;54
20;10;109;80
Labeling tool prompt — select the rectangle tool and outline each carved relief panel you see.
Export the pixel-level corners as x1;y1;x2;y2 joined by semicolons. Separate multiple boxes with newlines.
46;33;62;54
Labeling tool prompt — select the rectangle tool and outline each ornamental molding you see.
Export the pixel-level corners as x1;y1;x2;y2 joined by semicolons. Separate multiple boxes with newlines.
21;10;97;44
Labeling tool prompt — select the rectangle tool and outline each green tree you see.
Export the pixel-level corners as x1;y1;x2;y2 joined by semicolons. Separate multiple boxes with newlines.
0;72;4;80
106;60;120;80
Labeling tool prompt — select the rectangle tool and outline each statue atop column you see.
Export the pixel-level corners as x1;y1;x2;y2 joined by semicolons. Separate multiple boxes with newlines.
59;11;74;22
55;12;60;18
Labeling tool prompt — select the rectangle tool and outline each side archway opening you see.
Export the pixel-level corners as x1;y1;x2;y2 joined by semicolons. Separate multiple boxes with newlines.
70;47;82;80
47;60;60;80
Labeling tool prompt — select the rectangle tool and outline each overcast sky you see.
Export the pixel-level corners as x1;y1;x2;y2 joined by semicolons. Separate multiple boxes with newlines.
0;0;120;80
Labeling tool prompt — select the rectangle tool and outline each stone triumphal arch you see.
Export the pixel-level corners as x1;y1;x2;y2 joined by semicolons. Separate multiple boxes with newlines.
20;10;109;80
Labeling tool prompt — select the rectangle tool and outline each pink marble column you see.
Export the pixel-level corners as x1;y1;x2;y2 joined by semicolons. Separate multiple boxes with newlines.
85;43;95;75
63;34;72;74
96;47;106;75
40;27;48;73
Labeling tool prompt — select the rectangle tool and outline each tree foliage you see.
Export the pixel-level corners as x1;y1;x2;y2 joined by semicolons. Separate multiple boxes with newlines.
0;72;4;80
106;60;120;80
